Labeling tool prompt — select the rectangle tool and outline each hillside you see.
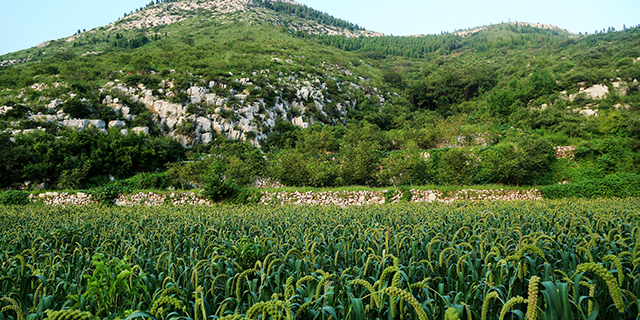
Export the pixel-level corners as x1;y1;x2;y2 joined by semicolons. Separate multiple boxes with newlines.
1;0;640;191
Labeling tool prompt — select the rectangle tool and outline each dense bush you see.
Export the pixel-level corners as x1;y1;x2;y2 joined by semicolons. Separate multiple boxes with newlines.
88;185;131;206
541;172;640;199
0;190;30;205
201;160;239;202
0;128;185;189
116;172;172;190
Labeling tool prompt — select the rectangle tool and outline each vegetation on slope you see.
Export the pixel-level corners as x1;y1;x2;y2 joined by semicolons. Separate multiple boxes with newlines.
1;0;639;193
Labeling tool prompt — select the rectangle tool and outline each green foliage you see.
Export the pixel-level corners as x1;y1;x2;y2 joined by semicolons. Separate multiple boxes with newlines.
166;160;209;189
434;148;479;185
0;190;30;205
0;3;640;193
61;99;92;119
541;172;640;198
407;64;496;114
0;128;185;189
398;185;412;202
201;160;239;202
117;172;172;190
226;188;262;205
57;160;92;189
1;199;639;319
378;142;426;187
255;0;364;32
67;254;148;315
268;148;310;187
338;122;383;186
88;185;130;205
383;189;398;202
382;68;405;90
478;136;557;186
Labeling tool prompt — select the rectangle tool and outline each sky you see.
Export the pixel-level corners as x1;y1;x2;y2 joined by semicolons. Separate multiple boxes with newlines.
1;0;639;56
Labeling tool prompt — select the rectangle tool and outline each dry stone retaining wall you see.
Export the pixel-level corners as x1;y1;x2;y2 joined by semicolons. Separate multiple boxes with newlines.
28;188;542;206
260;188;542;205
29;192;212;206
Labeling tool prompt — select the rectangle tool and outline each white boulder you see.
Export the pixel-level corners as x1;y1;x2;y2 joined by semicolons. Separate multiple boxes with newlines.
570;84;609;101
196;117;211;132
109;120;126;128
132;126;149;135
188;86;208;104
62;119;89;130
0;106;13;114
201;132;213;144
292;116;309;128
47;99;63;110
87;120;106;129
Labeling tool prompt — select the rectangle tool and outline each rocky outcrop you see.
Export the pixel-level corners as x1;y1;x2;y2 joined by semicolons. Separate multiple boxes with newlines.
2;49;383;147
569;84;609;101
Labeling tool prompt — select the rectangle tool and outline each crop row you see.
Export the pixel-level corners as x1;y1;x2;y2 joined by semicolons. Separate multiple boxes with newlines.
0;200;639;319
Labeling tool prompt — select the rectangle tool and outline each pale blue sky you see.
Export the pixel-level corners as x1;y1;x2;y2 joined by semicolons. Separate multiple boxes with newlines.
1;0;638;56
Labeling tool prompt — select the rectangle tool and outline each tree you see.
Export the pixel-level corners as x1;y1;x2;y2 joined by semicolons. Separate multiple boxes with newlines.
201;160;239;202
338;122;382;186
62;98;91;119
269;148;310;186
382;68;405;90
378;141;426;187
528;69;556;97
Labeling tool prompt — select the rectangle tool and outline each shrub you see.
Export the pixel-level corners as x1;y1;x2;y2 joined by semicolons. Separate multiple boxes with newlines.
541;172;640;199
89;185;130;206
0;190;30;205
201;161;239;202
398;185;412;202
384;189;398;203
227;189;262;204
121;172;171;190
268;149;310;186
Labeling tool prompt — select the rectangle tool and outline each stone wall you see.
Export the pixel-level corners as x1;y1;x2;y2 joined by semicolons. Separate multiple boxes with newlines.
28;188;542;207
29;192;212;206
260;188;542;205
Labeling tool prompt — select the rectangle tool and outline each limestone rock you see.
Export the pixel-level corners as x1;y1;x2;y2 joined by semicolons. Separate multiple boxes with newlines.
292;116;309;128
570;84;609;101
188;86;209;103
201;132;213;144
48;99;63;110
196;117;212;132
109;120;126;128
61;119;89;130
0;106;13;114
87;120;106;129
132;127;150;135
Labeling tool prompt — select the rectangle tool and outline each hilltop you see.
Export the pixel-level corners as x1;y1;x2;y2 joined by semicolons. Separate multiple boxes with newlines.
0;0;639;192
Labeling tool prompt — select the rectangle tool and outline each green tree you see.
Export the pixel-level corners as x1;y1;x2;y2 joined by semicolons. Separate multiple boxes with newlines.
338;122;382;186
378;141;426;187
268;148;310;186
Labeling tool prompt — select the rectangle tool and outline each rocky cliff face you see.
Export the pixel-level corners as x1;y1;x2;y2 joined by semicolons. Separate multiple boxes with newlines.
5;61;387;146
